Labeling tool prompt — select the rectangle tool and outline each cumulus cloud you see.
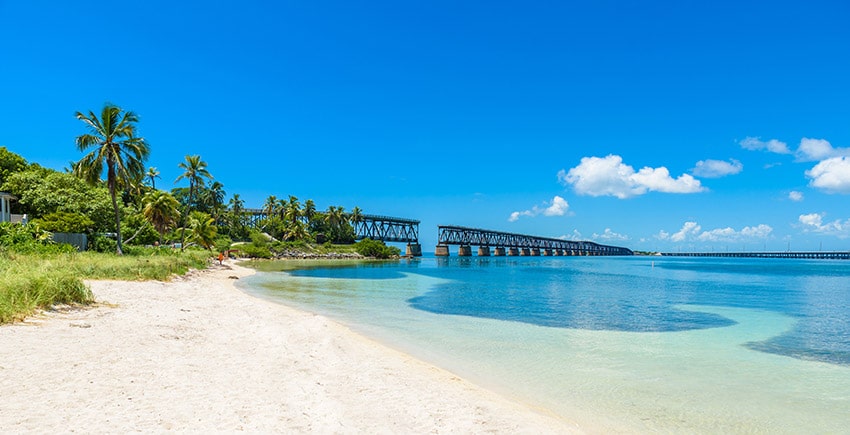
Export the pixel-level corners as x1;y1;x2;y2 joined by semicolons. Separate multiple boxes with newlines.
558;155;705;199
799;212;850;238
664;221;773;243
692;159;743;178
558;229;584;240
739;137;791;154
788;191;804;201
508;196;570;222
671;221;701;242
592;228;629;241
795;138;850;162
805;156;850;194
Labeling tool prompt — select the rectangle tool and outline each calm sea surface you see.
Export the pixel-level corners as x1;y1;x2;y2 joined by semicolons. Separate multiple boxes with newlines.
239;256;850;433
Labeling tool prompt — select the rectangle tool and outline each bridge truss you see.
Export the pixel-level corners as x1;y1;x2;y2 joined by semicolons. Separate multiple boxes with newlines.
437;225;633;256
354;215;420;243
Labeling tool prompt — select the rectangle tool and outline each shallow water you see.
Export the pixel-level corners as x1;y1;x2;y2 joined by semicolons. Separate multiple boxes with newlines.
239;256;850;433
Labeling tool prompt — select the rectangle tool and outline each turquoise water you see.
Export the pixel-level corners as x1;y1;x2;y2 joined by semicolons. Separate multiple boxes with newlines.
239;256;850;433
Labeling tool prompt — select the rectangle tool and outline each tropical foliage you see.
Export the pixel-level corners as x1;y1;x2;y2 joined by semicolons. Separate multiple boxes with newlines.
74;104;150;254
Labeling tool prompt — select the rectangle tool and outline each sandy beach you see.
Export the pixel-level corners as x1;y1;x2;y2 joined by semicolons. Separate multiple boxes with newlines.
0;261;579;433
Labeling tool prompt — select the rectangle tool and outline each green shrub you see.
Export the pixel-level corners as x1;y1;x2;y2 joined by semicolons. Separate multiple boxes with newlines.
31;212;94;233
354;238;400;259
90;234;117;253
238;243;272;259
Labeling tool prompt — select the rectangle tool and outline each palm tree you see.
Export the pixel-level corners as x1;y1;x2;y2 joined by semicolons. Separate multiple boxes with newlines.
349;206;363;224
74;104;150;255
303;199;316;223
263;195;278;217
175;155;212;250
285;195;301;227
146;167;160;189
186;211;217;250
201;181;226;220
143;190;180;245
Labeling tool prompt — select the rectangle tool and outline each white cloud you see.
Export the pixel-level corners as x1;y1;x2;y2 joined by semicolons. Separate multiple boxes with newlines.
671;221;701;242
559;155;705;199
508;196;570;222
655;230;670;240
692;159;743;178
739;137;791;154
667;221;772;243
558;229;584;241
805;156;850;194
788;191;804;201
799;212;850;238
795;138;850;162
592;228;629;241
544;196;569;216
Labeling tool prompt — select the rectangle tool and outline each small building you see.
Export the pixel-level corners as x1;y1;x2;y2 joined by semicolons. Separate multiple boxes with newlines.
0;192;15;223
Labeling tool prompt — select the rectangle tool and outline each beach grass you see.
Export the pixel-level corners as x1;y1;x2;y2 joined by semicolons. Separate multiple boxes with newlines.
0;248;211;324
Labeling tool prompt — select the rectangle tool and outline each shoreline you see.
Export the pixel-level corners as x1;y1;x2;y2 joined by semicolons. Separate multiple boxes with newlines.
0;260;580;433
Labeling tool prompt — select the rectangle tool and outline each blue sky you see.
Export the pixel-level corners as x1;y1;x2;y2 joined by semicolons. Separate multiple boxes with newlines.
2;1;849;251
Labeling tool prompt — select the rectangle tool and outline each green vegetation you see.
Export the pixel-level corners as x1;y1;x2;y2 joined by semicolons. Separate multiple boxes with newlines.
0;249;209;324
354;238;401;259
0;103;395;322
74;104;150;254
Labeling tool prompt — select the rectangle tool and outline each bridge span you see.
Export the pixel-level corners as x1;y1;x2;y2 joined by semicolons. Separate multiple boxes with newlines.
436;225;633;257
661;251;850;260
354;214;422;256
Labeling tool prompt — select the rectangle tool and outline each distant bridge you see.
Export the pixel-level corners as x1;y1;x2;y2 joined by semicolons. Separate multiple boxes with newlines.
243;209;422;255
436;225;633;256
661;251;850;260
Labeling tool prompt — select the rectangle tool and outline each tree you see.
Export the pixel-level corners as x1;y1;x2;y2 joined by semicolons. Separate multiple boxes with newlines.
201;181;226;220
350;206;363;226
143;190;181;245
186;211;217;250
0;146;27;186
74;104;150;255
284;195;301;227
175;155;212;250
146;167;160;189
263;195;278;217
303;199;316;223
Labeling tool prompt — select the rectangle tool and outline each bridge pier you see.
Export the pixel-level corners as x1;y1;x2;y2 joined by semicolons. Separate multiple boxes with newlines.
458;245;473;257
406;243;422;257
543;249;552;256
435;244;450;257
520;248;530;256
554;249;563;256
531;248;540;256
508;247;519;256
478;246;490;256
494;247;506;256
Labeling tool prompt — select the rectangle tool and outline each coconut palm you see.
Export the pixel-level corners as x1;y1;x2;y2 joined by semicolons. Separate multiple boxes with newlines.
285;195;301;227
146;167;160;189
142;190;180;245
303;199;316;223
263;195;278;217
201;181;226;220
74;104;150;255
175;155;212;250
349;206;363;224
186;211;217;250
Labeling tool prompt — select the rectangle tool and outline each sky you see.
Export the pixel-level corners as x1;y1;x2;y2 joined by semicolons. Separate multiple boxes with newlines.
1;1;849;251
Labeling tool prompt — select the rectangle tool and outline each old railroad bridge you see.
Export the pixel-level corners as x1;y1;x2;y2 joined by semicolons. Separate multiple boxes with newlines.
435;225;633;257
244;209;633;257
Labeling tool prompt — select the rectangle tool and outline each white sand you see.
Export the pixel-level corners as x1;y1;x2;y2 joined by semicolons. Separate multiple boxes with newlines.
0;261;580;433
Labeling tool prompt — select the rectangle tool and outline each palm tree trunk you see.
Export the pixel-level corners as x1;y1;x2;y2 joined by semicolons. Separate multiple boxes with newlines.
111;186;123;255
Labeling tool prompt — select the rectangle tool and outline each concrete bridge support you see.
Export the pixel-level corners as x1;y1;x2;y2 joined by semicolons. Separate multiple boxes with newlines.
458;245;473;257
406;243;422;257
494;247;506;256
554;249;563;256
520;248;531;256
478;246;490;256
543;249;553;256
508;247;519;256
435;245;450;256
531;248;540;256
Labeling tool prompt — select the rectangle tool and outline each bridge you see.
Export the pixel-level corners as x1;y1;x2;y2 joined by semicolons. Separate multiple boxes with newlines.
243;209;423;256
353;214;422;256
661;251;850;260
436;225;633;257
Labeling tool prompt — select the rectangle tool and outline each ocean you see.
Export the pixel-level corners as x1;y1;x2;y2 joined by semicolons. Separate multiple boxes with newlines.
239;256;850;433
